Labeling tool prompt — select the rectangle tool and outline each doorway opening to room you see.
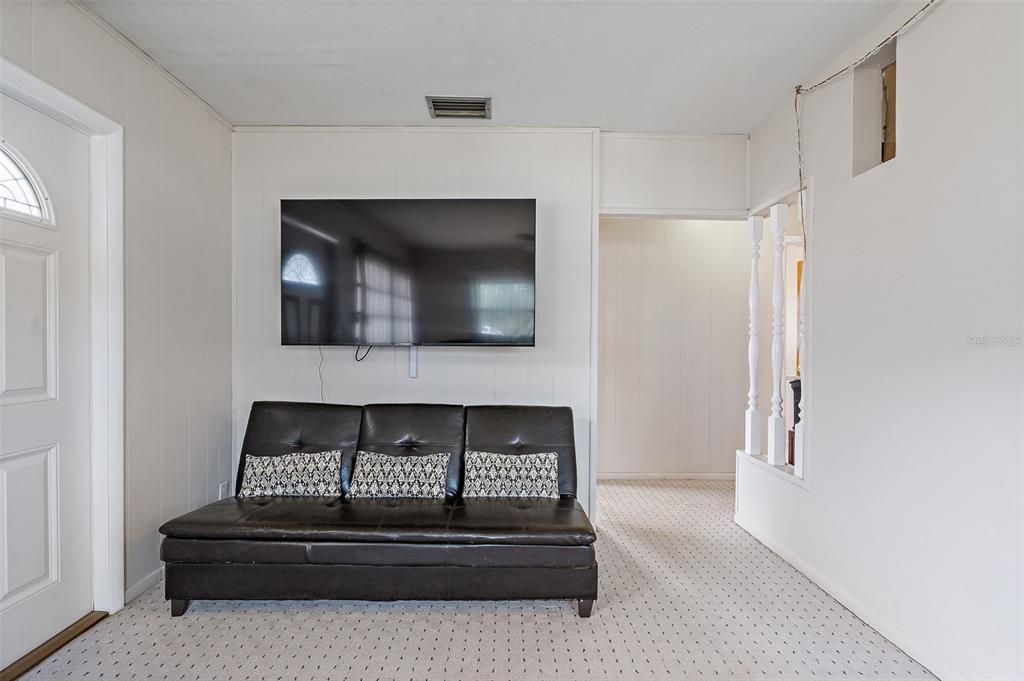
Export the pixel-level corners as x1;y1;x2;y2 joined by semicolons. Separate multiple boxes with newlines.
596;210;806;484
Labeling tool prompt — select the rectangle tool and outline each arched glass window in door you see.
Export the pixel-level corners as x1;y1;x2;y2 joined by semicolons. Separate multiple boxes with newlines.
282;253;320;286
0;143;46;220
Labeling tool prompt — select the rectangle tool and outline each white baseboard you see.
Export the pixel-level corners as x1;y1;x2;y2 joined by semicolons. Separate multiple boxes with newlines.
598;472;735;481
124;565;164;603
734;513;964;681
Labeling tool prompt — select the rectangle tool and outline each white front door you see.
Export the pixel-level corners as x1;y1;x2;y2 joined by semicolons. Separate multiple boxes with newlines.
0;93;93;668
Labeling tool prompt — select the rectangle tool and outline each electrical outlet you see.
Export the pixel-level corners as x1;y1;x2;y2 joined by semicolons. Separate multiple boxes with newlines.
218;481;230;500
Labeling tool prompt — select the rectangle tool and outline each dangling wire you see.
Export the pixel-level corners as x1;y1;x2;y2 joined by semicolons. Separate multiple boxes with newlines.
792;0;940;261
797;0;938;97
355;345;374;362
794;86;808;249
317;345;326;403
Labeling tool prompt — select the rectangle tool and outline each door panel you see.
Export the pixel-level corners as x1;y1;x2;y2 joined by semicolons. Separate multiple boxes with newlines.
0;444;58;604
0;93;92;669
0;242;57;404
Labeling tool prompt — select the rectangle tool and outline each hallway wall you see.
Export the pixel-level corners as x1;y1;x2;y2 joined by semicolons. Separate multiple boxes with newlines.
598;218;748;478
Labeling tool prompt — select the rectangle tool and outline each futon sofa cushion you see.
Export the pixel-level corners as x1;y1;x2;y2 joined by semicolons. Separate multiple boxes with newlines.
343;404;465;498
158;496;596;546
464;406;578;497
237;402;363;493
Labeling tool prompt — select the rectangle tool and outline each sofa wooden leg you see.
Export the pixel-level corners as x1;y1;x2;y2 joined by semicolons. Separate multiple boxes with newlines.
170;599;190;617
577;598;594;618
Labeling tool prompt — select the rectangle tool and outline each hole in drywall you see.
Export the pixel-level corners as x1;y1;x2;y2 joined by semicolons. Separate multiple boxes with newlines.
852;38;896;176
881;60;896;163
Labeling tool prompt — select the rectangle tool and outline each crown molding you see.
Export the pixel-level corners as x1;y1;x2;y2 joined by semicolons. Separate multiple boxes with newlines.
69;1;233;130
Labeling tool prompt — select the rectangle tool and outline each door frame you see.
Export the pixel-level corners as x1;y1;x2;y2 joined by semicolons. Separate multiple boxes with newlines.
1;58;126;615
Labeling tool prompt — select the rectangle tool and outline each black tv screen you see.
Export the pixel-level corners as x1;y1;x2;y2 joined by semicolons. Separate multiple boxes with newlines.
281;198;536;346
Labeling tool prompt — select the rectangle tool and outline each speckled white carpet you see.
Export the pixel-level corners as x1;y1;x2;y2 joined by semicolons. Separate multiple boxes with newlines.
28;481;934;680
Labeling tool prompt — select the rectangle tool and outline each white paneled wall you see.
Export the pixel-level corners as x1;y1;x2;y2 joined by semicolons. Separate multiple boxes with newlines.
739;3;1024;679
597;218;748;478
232;127;599;513
600;133;748;218
0;1;234;594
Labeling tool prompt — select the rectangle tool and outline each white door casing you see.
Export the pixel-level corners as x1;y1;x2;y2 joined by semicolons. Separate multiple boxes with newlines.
0;94;93;668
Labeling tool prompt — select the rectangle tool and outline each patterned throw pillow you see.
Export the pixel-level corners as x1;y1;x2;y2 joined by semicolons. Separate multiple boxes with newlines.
348;451;450;499
238;450;342;497
463;451;560;498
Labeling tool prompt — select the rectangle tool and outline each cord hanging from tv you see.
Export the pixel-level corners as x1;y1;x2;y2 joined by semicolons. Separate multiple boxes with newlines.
280;198;536;347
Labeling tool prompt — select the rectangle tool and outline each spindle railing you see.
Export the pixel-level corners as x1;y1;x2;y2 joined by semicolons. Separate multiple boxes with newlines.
742;201;804;478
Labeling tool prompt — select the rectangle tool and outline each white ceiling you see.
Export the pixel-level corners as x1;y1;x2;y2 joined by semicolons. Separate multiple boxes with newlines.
86;0;898;132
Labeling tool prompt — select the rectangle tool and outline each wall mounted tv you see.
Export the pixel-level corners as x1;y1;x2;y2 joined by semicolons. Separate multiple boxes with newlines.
281;198;536;346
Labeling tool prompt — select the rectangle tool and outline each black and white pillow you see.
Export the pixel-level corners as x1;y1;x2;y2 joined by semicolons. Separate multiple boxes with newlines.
463;451;560;498
238;450;342;497
348;451;450;499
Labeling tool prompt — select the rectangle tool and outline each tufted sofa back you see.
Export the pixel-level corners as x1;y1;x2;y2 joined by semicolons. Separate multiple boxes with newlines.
349;403;465;497
236;401;363;494
236;401;577;499
464;405;577;498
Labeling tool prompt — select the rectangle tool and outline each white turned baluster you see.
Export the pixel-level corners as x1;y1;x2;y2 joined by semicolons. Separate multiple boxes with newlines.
767;204;787;465
744;216;763;456
793;201;808;478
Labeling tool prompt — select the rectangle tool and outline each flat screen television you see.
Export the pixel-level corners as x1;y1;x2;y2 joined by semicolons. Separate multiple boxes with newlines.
281;198;536;346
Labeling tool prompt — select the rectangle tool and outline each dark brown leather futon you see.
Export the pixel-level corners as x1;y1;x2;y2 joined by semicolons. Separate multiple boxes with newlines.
158;402;599;617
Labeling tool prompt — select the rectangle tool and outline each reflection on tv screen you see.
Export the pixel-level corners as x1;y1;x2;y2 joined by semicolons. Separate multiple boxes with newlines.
281;198;536;346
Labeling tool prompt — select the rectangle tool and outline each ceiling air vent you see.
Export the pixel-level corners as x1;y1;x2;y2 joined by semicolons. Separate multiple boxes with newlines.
426;96;491;119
